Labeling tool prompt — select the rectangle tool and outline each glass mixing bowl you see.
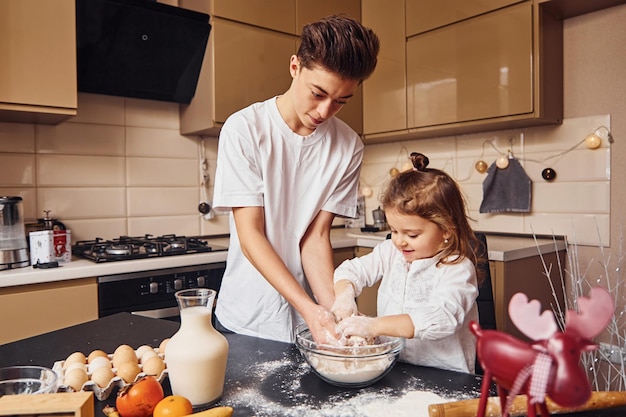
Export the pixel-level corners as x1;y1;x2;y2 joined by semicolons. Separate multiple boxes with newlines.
295;324;405;388
0;366;58;397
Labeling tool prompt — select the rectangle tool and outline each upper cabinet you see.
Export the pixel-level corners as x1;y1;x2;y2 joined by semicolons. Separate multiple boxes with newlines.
362;0;563;143
406;0;522;35
179;0;361;137
0;0;77;124
361;0;408;140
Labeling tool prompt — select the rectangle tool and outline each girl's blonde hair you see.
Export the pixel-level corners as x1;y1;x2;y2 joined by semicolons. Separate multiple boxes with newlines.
381;152;485;284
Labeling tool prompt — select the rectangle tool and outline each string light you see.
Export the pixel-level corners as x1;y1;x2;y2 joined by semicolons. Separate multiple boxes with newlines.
473;127;613;182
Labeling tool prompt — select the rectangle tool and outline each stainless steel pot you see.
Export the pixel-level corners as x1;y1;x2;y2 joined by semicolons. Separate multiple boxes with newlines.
0;196;30;270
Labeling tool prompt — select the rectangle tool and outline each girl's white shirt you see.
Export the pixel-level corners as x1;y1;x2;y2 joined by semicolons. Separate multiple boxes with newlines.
334;239;479;373
213;96;364;343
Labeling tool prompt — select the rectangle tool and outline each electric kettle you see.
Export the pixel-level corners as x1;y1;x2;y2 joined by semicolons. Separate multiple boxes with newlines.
0;196;30;270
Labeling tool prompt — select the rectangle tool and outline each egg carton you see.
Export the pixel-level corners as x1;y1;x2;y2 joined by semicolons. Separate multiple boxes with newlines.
52;350;168;401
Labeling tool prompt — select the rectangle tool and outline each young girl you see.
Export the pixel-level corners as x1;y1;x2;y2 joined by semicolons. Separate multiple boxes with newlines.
331;152;485;373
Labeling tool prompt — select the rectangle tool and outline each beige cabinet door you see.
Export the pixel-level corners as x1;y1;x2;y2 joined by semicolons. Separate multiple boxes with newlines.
362;0;407;138
0;278;98;345
212;0;296;34
406;0;523;36
0;0;77;124
406;2;533;129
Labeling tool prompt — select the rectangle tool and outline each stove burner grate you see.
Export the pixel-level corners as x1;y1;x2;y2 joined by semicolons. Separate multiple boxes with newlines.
72;234;221;263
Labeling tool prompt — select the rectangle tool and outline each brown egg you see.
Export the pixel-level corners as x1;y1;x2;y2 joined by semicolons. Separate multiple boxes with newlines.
158;338;170;355
63;351;86;369
142;356;165;377
65;361;87;373
116;361;141;383
90;366;115;388
64;368;88;391
88;349;109;363
113;344;137;368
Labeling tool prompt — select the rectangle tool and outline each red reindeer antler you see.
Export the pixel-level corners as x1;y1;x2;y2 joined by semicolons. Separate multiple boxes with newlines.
509;292;558;340
566;286;615;339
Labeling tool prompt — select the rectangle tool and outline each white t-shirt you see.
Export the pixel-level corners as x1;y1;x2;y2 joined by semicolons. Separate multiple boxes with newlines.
334;239;479;373
213;97;364;343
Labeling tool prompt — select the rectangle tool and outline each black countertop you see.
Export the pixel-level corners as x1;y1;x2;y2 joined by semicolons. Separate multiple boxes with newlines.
0;313;624;417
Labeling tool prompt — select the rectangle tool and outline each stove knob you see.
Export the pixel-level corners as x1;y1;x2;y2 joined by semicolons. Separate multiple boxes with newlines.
149;281;159;294
174;278;183;290
197;276;206;287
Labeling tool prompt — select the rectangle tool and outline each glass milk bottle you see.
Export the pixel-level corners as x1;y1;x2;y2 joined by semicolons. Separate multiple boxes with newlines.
165;289;229;408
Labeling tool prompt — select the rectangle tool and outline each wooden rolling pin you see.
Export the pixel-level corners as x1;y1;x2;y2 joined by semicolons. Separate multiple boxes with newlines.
428;391;626;417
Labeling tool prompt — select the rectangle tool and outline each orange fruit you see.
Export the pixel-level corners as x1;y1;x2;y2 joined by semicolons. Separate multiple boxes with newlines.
153;395;193;417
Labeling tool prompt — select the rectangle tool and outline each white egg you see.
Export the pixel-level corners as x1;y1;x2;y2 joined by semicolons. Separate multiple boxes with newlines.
136;345;154;361
88;356;112;373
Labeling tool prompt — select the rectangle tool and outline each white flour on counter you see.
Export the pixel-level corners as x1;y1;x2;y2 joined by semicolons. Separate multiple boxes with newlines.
223;352;480;417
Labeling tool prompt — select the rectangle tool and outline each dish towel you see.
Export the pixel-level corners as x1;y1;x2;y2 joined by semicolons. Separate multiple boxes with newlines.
479;158;532;213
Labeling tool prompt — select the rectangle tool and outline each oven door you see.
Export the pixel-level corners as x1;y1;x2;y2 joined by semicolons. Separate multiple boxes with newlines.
97;263;225;321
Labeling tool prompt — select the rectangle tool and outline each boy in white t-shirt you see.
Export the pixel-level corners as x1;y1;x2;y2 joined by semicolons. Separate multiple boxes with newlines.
212;15;379;344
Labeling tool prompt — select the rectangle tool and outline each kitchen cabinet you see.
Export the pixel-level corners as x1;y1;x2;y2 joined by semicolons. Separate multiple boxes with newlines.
490;249;566;340
362;0;563;143
179;0;362;137
0;0;77;124
0;277;98;345
361;0;408;140
405;1;562;138
405;0;522;36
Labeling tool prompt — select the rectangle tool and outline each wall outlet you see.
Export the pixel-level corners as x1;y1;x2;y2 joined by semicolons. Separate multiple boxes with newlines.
599;342;626;364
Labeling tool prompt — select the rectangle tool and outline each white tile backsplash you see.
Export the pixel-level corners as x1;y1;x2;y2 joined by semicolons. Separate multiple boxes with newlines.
126;127;198;158
37;187;126;219
126;157;198;187
127;187;198;216
72;94;125;125
127;215;200;237
360;115;611;246
0;123;35;152
0;154;35;186
37;123;125;155
125;98;180;129
37;155;126;186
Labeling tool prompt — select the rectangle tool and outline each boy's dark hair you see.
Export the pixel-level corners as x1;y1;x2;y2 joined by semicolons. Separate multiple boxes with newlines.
297;15;380;84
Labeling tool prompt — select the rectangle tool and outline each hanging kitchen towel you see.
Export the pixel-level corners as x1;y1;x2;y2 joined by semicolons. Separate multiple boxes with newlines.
479;158;532;213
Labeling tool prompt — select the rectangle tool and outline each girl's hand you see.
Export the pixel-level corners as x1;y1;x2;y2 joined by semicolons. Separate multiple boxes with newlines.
331;280;359;321
337;315;377;340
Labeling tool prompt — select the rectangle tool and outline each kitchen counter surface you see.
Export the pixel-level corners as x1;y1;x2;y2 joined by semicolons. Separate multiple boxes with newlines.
0;313;623;417
0;231;565;289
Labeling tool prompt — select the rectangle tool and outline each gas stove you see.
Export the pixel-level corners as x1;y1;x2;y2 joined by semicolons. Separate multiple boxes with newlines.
72;234;228;263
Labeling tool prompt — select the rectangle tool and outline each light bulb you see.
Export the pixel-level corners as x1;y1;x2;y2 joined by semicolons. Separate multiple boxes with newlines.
475;160;488;173
389;167;400;177
401;161;413;172
496;156;509;169
585;133;602;149
361;187;373;198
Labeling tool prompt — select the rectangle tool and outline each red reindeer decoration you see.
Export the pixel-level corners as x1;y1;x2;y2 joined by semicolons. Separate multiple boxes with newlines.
470;286;615;417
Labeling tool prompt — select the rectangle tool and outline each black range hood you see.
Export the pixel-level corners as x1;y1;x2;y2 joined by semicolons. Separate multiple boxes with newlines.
76;0;211;104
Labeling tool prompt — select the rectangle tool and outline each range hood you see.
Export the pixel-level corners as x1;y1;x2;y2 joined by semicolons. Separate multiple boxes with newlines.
76;0;211;104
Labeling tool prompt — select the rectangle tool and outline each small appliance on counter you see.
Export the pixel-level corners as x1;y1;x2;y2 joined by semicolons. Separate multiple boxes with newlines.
26;210;70;268
24;210;66;235
372;206;388;231
0;196;30;270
